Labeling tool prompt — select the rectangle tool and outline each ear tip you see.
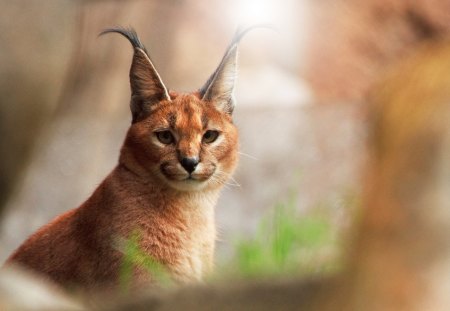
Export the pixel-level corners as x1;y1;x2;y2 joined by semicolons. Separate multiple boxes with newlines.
99;26;133;37
232;23;277;45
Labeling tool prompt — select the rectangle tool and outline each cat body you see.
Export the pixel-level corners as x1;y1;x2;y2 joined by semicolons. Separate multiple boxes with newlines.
5;27;247;292
8;161;219;290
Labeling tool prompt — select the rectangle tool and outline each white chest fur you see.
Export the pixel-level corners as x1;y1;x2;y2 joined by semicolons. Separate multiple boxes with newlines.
172;191;219;282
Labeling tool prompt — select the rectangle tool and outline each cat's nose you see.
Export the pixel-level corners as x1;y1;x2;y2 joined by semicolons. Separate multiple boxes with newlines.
180;157;199;174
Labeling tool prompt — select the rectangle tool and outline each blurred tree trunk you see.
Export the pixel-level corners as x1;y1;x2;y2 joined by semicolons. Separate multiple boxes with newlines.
0;0;75;214
346;40;450;311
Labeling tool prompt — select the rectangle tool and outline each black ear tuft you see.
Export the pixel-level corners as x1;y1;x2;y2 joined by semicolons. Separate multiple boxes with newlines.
100;27;148;54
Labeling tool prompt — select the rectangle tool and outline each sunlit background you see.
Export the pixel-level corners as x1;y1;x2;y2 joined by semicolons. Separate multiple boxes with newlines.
2;0;448;278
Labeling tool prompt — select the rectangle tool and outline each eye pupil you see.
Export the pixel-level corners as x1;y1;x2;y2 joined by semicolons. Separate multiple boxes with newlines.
203;130;219;143
156;130;174;144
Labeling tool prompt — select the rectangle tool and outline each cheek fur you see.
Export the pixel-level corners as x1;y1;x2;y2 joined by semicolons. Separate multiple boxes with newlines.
203;130;238;173
125;126;175;171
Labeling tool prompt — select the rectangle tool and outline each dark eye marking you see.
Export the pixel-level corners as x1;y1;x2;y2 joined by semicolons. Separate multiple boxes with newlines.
168;113;177;128
201;114;208;129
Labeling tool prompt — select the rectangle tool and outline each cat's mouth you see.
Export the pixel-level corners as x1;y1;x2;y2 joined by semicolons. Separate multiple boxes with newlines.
160;162;216;189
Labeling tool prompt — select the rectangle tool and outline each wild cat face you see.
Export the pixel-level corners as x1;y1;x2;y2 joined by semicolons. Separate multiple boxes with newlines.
124;93;238;191
102;27;250;191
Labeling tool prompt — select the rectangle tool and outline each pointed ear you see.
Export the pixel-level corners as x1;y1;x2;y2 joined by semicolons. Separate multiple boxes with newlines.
199;25;273;115
199;38;238;115
100;27;170;123
129;48;170;121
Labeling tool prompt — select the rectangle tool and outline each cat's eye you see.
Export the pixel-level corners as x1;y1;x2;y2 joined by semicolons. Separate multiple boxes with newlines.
155;130;175;144
202;130;219;144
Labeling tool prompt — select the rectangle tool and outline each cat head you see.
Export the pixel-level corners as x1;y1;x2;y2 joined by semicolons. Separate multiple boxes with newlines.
101;27;256;191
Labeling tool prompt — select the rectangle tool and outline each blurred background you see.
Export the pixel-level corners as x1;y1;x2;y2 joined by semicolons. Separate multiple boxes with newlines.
1;0;449;276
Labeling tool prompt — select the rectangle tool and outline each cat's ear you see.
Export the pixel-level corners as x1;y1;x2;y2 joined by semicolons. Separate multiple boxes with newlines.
199;25;271;115
100;27;170;123
199;34;239;115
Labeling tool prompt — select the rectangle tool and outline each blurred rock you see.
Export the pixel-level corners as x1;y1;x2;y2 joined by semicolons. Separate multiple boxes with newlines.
101;277;338;311
0;265;83;310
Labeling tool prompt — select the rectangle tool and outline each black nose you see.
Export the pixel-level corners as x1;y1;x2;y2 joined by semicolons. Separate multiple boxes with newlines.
180;157;199;174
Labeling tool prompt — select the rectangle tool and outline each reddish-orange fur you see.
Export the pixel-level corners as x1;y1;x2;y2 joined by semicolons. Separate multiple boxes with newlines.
5;27;242;293
6;94;238;292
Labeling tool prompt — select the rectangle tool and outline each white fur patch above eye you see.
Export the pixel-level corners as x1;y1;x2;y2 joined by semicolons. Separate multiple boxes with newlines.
151;134;168;147
209;133;224;147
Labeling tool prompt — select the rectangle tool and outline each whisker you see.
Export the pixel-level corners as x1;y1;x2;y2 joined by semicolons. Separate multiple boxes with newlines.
210;174;225;188
238;151;259;161
227;176;241;188
222;183;232;190
211;170;241;189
